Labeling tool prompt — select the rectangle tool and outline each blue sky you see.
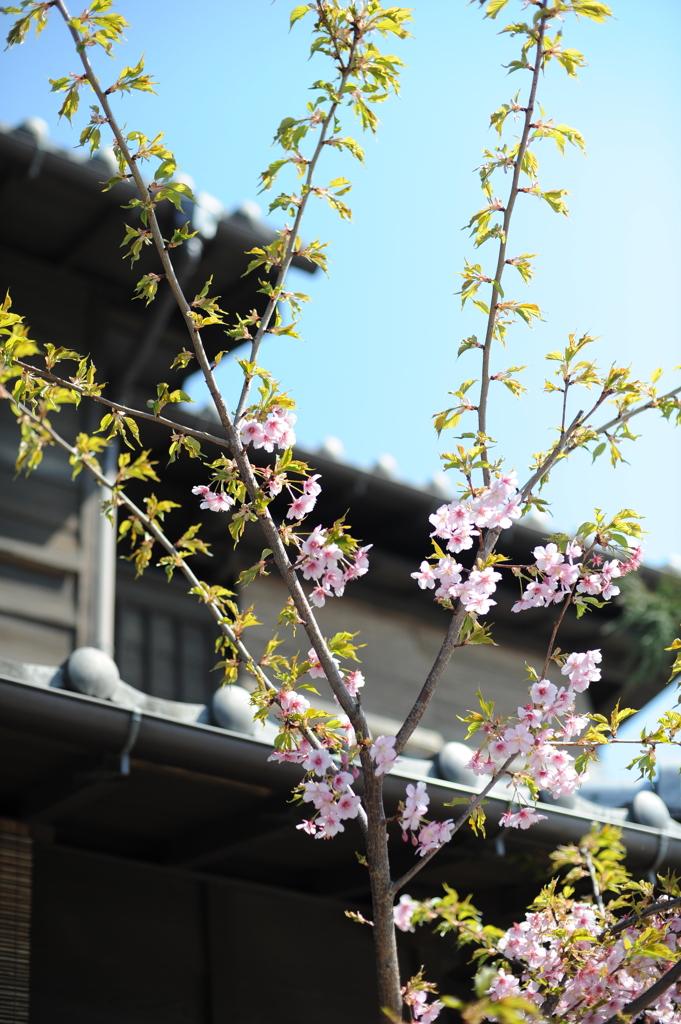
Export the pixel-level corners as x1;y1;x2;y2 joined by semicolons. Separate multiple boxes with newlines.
1;0;680;565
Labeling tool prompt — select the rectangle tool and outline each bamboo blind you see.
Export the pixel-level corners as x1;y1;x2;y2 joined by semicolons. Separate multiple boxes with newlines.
0;820;31;1024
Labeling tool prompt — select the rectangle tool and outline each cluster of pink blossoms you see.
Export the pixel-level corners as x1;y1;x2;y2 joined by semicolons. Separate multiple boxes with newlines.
403;989;444;1024
294;524;372;607
412;471;520;612
298;762;362;839
264;653;374;837
191;484;234;512
512;542;625;612
412;558;502;615
428;471;522;551
266;683;362;837
239;406;296;452
370;735;399;776
398;780;455;856
488;902;681;1024
465;650;601;826
394;893;419;933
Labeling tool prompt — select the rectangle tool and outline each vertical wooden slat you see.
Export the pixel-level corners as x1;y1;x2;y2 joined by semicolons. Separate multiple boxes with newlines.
0;820;31;1024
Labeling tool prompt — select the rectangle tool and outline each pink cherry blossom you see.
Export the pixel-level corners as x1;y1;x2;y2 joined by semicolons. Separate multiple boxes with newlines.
332;771;353;791
447;522;478;553
411;561;437;589
487;968;521;1000
394;894;418;933
306;648;340;680
370;734;398;776
400;781;430;833
464;750;497;775
303;748;333;776
336;791;362;819
309;585;329;607
620;545;643;575
416;1000;444;1023
577;573;603;596
315;805;345;838
286;493;317;520
565;540;583;561
533;543;563;571
240;407;296;451
344;670;365;697
239;419;265;447
416;819;454;856
303;473;322;496
500;808;548;830
277;689;310;716
302;780;334;809
302;527;327;555
529;679;557;707
191;484;234;512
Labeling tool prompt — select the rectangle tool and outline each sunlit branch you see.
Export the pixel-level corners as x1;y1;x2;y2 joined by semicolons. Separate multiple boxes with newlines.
599;960;681;1024
592;384;681;437
13;360;232;450
54;0;217;378
605;896;681;938
391;755;517;896
581;845;605;915
233;9;361;424
477;4;549;484
53;0;370;741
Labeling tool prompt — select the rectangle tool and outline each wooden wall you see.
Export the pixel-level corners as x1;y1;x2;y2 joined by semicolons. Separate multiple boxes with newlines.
31;843;380;1024
243;575;592;747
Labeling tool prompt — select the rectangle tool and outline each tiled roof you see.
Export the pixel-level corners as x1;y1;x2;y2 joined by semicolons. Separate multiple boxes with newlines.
3;646;681;863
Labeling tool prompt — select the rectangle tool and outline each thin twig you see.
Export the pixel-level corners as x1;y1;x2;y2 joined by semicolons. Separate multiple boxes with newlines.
581;846;605;915
233;9;361;425
592;384;681;437
14;397;355;765
477;5;549;484
14;360;232;450
518;410;584;501
391;755;517;896
598;959;681;1024
605;897;681;939
538;539;598;679
14;399;261;678
53;0;370;742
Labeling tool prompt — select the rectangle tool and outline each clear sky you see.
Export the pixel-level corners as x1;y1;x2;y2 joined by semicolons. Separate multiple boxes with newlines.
1;0;679;566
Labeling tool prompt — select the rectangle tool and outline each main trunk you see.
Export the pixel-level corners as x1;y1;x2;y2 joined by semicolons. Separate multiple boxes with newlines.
364;768;402;1021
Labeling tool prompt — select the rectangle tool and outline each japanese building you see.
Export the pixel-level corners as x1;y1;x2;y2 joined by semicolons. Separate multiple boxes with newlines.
1;118;679;1023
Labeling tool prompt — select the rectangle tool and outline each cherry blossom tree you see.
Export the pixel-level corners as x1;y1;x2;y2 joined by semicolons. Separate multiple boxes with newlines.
2;1;681;1021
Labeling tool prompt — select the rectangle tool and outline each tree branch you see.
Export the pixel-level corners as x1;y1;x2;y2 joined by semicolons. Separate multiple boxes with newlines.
477;5;549;484
581;846;605;916
53;0;371;745
13;360;232;450
592;384;681;437
598;959;681;1024
11;394;352;771
605;896;681;939
233;9;361;425
54;1;212;369
518;410;584;501
391;755;517;896
13;399;262;683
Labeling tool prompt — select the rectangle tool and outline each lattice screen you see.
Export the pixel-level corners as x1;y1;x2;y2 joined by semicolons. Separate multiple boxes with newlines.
0;820;31;1024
